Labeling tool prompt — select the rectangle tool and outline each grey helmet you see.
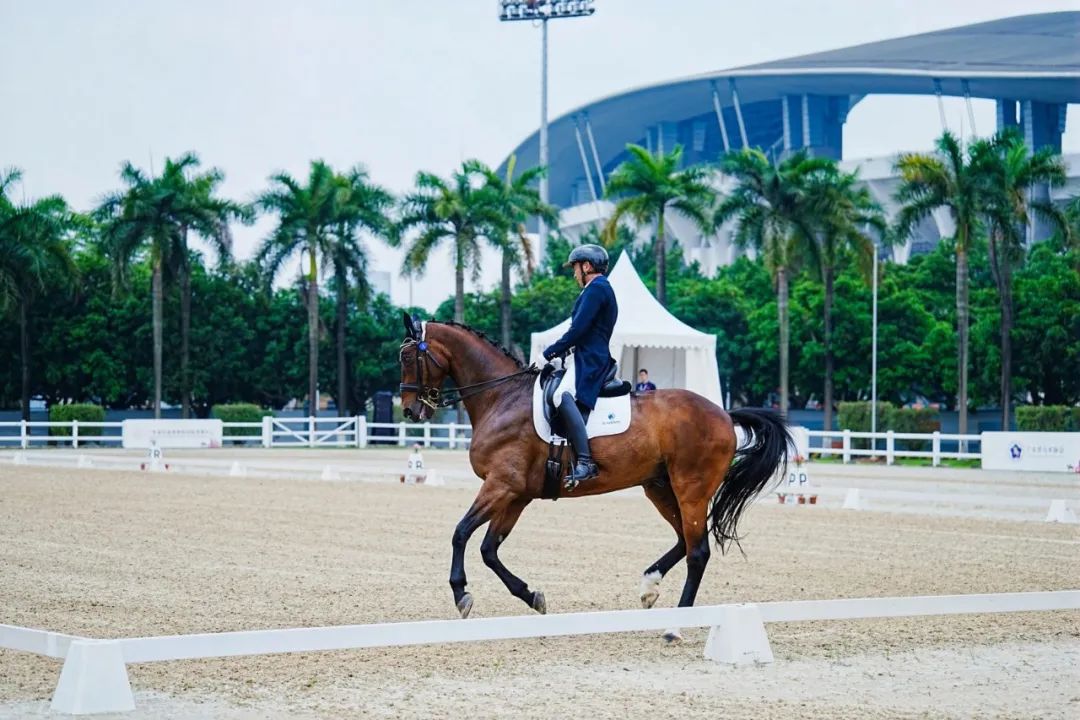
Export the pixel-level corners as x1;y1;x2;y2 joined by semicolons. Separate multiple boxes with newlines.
564;243;609;274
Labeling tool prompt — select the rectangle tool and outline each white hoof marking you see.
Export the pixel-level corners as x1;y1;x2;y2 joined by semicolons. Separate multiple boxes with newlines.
639;570;662;609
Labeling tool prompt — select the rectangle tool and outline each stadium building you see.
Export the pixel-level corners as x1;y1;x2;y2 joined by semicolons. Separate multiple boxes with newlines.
500;12;1080;271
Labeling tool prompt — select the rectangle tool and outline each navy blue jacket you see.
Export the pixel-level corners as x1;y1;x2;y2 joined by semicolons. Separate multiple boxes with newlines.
543;275;618;409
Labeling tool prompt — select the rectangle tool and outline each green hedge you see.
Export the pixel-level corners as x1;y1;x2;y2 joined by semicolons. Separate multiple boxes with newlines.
836;402;892;449
211;403;272;436
48;403;105;437
836;401;940;450
891;407;939;450
1015;405;1080;432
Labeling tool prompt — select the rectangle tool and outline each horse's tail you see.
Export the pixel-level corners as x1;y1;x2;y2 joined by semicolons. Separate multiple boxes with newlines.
709;407;792;554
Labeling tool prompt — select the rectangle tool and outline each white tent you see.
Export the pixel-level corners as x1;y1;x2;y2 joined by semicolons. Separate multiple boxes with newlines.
529;253;724;407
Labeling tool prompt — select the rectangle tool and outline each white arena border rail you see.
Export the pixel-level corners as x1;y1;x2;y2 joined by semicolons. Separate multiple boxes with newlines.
2;590;1077;715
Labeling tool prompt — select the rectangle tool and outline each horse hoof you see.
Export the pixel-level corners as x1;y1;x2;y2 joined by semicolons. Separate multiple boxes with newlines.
531;590;547;615
640;589;659;609
457;593;473;619
662;629;683;644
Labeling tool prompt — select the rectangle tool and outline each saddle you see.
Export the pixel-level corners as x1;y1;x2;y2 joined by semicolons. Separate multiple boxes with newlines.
540;359;631;434
535;359;632;500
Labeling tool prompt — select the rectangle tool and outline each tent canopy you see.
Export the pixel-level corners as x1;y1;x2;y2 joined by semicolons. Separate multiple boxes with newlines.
529;253;724;406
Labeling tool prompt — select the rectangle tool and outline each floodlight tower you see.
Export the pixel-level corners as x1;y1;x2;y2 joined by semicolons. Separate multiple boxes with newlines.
499;1;596;245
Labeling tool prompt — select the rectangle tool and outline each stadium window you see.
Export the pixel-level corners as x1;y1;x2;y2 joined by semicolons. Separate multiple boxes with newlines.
692;119;706;152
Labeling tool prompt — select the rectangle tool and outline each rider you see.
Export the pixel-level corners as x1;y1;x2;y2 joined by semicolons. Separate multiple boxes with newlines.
542;244;618;489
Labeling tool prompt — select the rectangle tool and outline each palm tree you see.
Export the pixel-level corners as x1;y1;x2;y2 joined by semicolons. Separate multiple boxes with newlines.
467;155;558;351
603;144;714;306
894;132;986;437
972;130;1067;428
160;155;249;418
326;166;394;415
98;159;182;417
394;163;501;323
714;149;828;415
256;160;343;418
0;168;78;420
805;166;886;432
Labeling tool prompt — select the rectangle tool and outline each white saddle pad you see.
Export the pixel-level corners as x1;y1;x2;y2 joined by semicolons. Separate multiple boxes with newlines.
532;369;632;443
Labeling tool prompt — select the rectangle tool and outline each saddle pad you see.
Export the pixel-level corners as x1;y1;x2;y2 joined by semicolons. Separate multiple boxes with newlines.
532;372;631;442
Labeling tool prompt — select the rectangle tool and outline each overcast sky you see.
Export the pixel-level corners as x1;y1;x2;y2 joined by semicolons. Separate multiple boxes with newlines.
2;0;1077;310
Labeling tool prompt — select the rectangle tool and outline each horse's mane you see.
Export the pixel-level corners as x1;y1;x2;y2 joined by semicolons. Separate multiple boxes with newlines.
436;321;537;373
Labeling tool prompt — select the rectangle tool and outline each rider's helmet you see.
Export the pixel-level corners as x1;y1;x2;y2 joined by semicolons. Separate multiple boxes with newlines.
564;244;609;274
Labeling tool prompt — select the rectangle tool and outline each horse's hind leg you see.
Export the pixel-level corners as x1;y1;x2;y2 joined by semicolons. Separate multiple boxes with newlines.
640;480;685;609
479;496;545;613
450;484;512;618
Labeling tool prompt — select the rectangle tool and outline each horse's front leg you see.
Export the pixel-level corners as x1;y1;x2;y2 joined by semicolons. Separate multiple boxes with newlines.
449;483;512;618
479;496;545;613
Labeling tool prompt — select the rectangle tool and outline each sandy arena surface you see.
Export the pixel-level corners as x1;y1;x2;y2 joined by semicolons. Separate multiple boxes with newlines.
1;457;1079;719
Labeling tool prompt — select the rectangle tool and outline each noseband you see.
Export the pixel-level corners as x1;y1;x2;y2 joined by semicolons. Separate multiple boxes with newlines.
399;338;446;410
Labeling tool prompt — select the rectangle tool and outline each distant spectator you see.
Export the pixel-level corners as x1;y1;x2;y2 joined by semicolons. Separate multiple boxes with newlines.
635;369;657;393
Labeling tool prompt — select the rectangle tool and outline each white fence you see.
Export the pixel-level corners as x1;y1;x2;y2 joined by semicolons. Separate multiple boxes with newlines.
0;417;474;450
2;590;1077;715
0;419;1017;466
807;429;981;466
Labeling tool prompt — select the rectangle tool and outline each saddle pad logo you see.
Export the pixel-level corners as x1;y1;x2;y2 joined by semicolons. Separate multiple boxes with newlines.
602;411;619;425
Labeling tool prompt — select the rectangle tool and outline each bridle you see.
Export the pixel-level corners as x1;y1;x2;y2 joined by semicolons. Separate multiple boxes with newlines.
399;337;537;410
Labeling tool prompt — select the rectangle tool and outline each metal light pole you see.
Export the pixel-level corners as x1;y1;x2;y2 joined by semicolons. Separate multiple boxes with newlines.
499;1;596;247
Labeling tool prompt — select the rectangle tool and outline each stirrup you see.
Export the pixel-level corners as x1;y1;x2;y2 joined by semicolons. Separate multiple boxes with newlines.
563;459;598;491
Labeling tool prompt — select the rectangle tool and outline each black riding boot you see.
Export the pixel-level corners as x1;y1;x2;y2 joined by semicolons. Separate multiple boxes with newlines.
558;393;598;490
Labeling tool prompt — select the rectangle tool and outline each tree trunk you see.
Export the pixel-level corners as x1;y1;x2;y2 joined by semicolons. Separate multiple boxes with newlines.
454;250;465;323
986;229;1012;431
336;272;349;417
655;208;667;306
454;242;465;424
180;261;191;419
1000;269;1013;431
500;251;512;350
19;299;30;422
955;239;969;438
778;266;789;417
822;266;835;432
152;256;164;419
308;248;319;419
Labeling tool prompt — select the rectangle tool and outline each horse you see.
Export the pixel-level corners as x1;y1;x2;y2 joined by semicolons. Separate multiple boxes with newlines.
398;313;792;633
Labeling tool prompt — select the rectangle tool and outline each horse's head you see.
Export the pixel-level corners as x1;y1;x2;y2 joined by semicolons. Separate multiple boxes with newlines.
399;312;450;422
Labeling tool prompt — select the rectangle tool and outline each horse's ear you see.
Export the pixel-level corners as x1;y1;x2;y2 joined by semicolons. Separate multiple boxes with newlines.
402;311;416;339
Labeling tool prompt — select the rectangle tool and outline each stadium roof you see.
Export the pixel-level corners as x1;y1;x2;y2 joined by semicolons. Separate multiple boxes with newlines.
502;12;1080;207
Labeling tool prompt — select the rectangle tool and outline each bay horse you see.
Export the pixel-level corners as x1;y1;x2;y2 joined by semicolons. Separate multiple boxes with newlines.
398;313;791;630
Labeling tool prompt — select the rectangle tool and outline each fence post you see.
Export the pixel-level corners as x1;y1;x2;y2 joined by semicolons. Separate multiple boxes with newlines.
20;419;28;449
423;423;431;448
261;416;272;448
397;422;406;447
72;419;79;449
356;416;367;449
841;429;851;463
932;431;941;467
308;416;316;449
886;430;895;465
448;423;456;450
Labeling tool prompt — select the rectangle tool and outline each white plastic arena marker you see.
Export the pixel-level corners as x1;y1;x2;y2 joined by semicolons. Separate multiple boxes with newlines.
146;444;165;473
703;603;774;665
1045;500;1078;524
229;461;246;478
321;466;341;481
842;488;862;510
51;640;134;715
